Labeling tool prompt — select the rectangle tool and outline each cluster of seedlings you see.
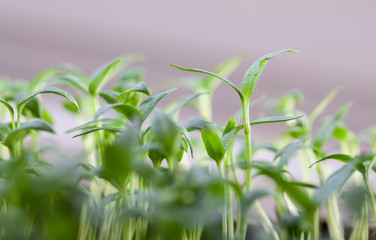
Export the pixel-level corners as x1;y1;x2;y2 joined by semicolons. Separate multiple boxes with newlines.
0;50;375;240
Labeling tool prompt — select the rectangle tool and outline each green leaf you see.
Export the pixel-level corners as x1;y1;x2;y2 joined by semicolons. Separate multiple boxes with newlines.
72;126;122;138
309;86;344;124
94;103;142;122
234;115;304;134
3;119;55;147
0;99;15;127
151;110;181;158
309;154;365;176
221;119;236;152
180;127;194;158
30;67;58;91
250;115;303;126
241;49;297;101
89;59;122;96
201;53;246;90
241;189;274;210
66;117;124;134
138;88;176;121
274;138;306;167
253;161;315;211
17;87;80;119
313;163;356;205
101;127;140;189
169;64;244;101
99;90;120;104
201;128;225;163
54;72;90;93
0;123;11;142
168;92;208;116
184;118;212;132
117;81;151;103
313;103;351;149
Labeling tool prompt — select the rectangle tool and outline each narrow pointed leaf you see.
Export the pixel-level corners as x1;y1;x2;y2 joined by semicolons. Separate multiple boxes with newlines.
184;118;212;132
151;110;181;157
241;49;297;100
30;67;58;91
94;103;142;122
313;103;351;149
138;88;176;121
72;126;122;138
250;115;303;125
54;72;90;93
234;115;304;135
275;138;306;167
66;117;124;134
168;92;208;116
309;86;344;124
89;59;122;96
0;123;11;142
3;119;55;146
221;119;236;152
180;126;194;158
17;87;80;115
117;81;151;103
309;154;352;168
201;128;225;163
169;64;244;101
241;189;274;210
202;53;246;90
313;163;356;205
0;99;15;126
99;90;121;104
310;154;365;176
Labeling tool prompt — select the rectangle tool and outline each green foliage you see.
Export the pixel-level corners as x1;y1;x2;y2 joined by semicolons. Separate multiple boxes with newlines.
0;51;374;240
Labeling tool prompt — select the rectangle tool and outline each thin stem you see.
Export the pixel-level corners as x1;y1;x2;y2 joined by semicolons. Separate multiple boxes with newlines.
242;101;253;191
217;161;227;239
224;154;234;240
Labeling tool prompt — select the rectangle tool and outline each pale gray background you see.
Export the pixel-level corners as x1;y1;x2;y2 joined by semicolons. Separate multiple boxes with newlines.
0;1;375;142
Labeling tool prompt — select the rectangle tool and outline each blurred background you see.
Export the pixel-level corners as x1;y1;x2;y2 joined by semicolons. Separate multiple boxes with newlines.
0;1;375;142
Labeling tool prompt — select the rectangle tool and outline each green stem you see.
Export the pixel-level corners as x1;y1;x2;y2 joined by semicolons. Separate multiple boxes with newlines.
224;154;234;240
239;101;278;240
242;101;253;191
217;161;227;239
198;93;212;121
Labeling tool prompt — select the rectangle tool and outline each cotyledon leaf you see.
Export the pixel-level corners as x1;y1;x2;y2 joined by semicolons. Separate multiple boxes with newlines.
89;59;122;96
169;64;244;101
313;103;351;149
180;126;194;158
94;103;142;122
221;119;236;152
3;119;55;147
234;115;304;133
0;99;15;128
168;92;209;116
72;126;122;138
309;154;365;176
54;72;91;93
241;49;297;101
138;88;176;121
313;162;357;205
117;81;151;103
309;86;345;125
99;90;121;104
151;110;181;158
17;87;80;119
65;117;124;134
